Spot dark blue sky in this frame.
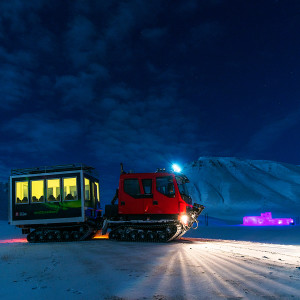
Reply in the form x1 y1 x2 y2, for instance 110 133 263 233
0 0 300 199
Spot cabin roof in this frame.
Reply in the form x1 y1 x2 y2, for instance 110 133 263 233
11 164 95 176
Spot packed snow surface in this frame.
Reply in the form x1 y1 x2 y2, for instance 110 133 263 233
1 221 300 299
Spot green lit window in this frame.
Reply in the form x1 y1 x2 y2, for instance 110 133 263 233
85 178 90 200
31 180 45 203
47 179 61 202
63 177 77 201
15 181 29 204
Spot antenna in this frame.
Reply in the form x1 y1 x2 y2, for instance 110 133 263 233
120 163 126 174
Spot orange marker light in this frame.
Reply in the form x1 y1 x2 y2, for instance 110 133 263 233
93 230 109 239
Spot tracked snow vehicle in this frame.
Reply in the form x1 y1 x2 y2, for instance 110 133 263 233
8 164 204 243
102 164 205 242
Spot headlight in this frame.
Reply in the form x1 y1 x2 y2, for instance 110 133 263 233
180 214 189 225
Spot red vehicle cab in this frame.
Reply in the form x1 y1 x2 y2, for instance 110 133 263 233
104 166 204 242
118 171 193 217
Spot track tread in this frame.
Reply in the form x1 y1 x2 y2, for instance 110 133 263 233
108 222 186 243
26 224 97 243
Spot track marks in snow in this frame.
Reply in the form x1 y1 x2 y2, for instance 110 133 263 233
118 241 300 299
193 246 297 298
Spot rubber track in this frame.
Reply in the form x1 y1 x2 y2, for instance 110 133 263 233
27 224 96 243
109 222 186 243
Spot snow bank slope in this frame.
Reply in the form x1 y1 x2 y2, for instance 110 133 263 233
184 157 300 219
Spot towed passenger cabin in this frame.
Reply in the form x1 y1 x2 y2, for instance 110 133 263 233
9 164 101 241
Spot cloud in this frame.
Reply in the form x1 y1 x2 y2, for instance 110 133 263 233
108 83 135 100
54 65 109 110
141 27 167 40
0 160 10 182
0 2 54 109
175 0 199 13
244 109 300 155
175 0 223 14
0 0 46 33
2 112 83 155
190 21 223 46
0 0 219 175
99 98 119 110
55 73 95 108
65 15 98 68
87 85 215 171
105 1 142 41
0 62 33 109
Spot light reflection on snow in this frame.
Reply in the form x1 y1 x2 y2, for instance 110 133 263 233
0 238 27 244
0 231 108 244
116 239 300 299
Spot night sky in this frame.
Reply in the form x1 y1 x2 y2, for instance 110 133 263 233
1 1 300 200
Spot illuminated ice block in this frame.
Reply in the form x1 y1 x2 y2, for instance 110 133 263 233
243 212 294 226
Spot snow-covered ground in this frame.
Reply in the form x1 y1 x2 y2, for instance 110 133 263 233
1 221 300 299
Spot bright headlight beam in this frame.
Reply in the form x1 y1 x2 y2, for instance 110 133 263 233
180 214 189 225
172 164 182 173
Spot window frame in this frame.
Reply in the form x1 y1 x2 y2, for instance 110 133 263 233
123 178 142 198
155 176 176 198
84 177 91 201
46 178 61 202
30 179 45 203
142 179 153 195
63 177 78 201
15 180 29 205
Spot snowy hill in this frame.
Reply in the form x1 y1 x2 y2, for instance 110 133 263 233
184 157 300 221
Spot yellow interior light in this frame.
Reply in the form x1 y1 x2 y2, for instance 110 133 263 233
31 180 44 202
95 182 100 202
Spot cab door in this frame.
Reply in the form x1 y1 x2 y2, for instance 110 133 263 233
118 178 144 214
152 175 179 214
142 179 155 214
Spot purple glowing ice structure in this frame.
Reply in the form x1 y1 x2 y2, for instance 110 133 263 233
243 212 294 226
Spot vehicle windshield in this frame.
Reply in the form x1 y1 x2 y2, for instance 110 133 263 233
175 176 192 204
